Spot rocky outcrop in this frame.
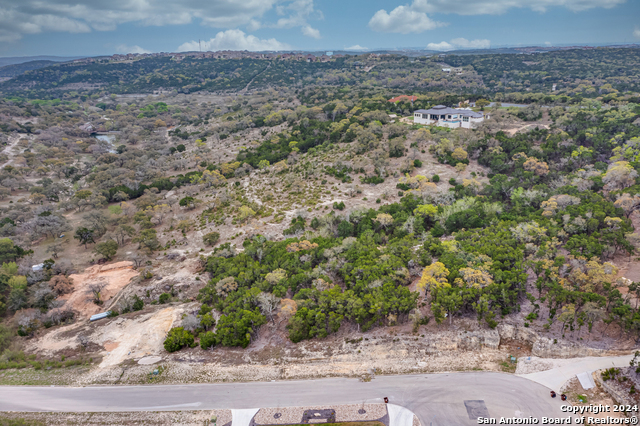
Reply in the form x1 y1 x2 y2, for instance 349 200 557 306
594 369 639 421
497 323 615 358
531 337 609 358
497 323 538 344
421 329 500 354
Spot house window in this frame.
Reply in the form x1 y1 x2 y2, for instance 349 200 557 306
431 114 438 120
462 116 469 122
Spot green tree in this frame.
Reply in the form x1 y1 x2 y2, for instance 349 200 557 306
203 232 220 246
94 240 118 261
7 275 28 312
0 238 19 264
200 331 216 349
475 99 490 110
163 327 195 352
74 227 95 249
200 312 216 330
74 189 92 200
215 309 265 348
133 229 160 253
179 196 198 209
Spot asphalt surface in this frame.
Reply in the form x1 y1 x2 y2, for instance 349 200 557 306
0 372 571 426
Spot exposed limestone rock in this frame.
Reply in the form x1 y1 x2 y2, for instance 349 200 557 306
532 337 608 358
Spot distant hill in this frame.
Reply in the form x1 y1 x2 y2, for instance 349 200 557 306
0 56 85 68
0 60 60 78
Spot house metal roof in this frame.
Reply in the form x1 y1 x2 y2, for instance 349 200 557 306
415 105 483 118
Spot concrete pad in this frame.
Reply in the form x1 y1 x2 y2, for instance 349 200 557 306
576 372 595 390
519 354 634 391
388 404 415 426
232 408 259 426
138 356 162 365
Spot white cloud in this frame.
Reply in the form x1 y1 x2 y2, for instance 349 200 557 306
634 27 640 38
426 41 454 51
367 0 625 35
302 25 321 39
272 0 322 38
247 19 262 32
345 45 368 51
412 0 626 15
178 29 291 52
450 38 491 49
0 0 322 43
115 44 150 54
0 8 91 42
368 4 445 34
427 38 491 51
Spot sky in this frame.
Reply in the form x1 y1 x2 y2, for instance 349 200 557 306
0 0 639 57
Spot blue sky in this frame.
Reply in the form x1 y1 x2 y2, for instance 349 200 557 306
1 0 639 57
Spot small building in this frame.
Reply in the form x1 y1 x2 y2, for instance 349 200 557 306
413 105 486 129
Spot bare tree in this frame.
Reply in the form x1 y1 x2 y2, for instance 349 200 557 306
181 314 200 332
257 292 281 323
130 253 146 269
77 335 89 349
49 275 74 296
87 280 108 305
46 242 64 259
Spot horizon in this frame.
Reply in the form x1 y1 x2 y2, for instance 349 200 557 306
2 41 640 61
0 0 639 57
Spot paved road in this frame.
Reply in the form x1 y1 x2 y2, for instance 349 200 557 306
0 372 570 426
519 353 635 391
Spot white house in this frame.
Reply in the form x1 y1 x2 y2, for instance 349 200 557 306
413 105 487 129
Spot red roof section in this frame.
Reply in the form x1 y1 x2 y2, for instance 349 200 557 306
388 95 418 103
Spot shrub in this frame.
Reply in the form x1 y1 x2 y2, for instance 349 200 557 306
333 201 345 211
361 176 384 185
283 217 305 235
94 240 118 260
163 327 195 352
200 312 216 330
199 304 213 315
132 295 144 311
485 311 498 329
200 331 216 349
158 293 171 304
601 367 620 381
202 232 220 247
0 324 14 354
414 159 423 168
432 174 440 183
